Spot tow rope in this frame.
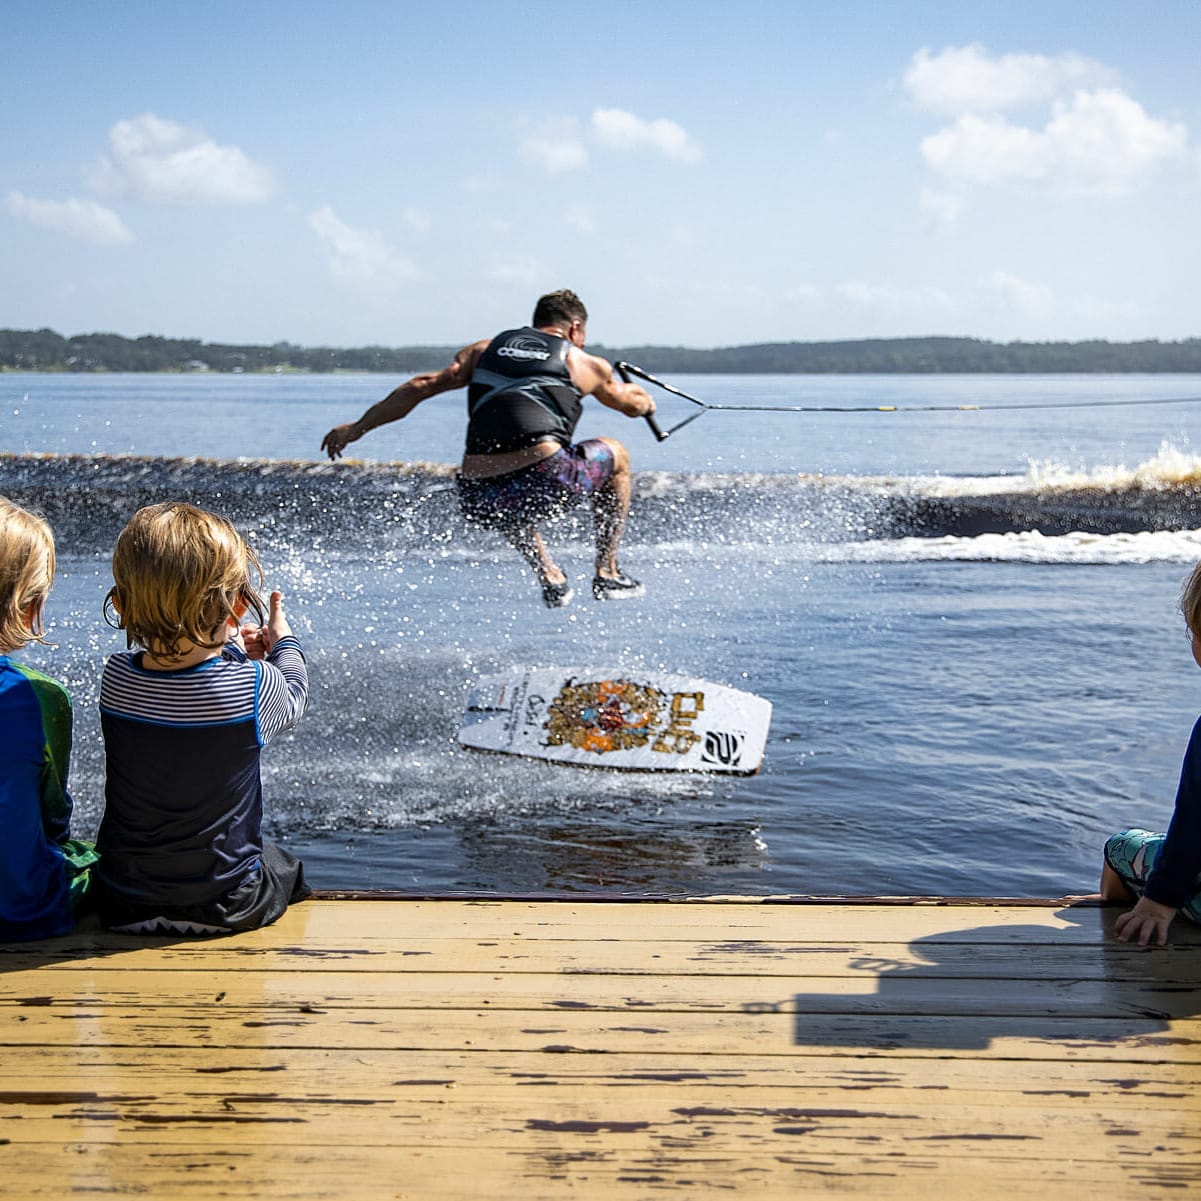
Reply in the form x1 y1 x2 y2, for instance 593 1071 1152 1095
615 360 1201 443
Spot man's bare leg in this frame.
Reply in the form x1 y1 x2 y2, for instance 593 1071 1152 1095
591 436 632 579
502 523 573 606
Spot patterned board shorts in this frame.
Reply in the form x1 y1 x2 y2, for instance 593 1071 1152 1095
456 440 616 531
1104 828 1201 923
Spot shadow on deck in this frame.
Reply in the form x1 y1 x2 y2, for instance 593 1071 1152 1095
1 894 1198 1198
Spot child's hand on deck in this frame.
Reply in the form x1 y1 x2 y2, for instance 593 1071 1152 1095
1113 896 1178 947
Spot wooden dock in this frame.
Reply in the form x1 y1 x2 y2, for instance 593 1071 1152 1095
2 894 1200 1198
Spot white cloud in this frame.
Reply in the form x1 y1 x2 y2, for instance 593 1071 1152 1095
309 206 419 290
591 108 703 163
783 284 821 303
89 113 278 205
836 281 955 313
667 223 702 248
401 207 432 233
460 173 505 193
565 204 596 234
486 256 544 287
979 270 1053 316
904 44 1115 114
906 45 1188 198
519 120 588 174
918 186 962 230
516 109 703 174
1068 294 1140 324
5 191 133 245
921 88 1187 194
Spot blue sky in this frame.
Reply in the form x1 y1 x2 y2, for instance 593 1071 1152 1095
3 1 1198 349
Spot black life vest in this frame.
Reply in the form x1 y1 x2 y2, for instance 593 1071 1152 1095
465 328 583 455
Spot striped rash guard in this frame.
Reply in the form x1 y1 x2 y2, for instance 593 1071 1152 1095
96 637 308 925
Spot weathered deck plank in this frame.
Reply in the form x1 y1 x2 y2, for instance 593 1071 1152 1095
11 1144 1198 1200
5 967 1200 1017
6 1044 1200 1094
2 896 1199 1198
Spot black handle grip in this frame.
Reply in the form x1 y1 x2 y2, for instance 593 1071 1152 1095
643 411 668 442
616 361 669 441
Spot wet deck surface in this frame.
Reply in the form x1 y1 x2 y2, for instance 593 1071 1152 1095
2 895 1200 1198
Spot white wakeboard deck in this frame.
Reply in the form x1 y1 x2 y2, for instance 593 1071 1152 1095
460 668 771 775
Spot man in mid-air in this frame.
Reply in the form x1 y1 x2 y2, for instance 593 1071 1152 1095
321 290 655 608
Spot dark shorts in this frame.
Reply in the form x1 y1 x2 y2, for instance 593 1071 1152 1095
99 840 311 936
456 440 616 531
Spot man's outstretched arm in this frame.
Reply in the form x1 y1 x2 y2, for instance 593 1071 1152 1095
321 340 487 459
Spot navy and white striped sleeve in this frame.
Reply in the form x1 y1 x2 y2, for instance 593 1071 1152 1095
256 636 309 744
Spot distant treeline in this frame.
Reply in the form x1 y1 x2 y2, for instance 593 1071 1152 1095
4 327 1201 374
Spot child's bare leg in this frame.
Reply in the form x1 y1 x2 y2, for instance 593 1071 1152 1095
1065 861 1136 904
1099 861 1134 901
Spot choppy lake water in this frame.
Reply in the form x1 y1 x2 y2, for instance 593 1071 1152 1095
6 370 1201 897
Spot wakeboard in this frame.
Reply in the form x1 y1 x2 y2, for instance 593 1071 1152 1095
459 667 771 775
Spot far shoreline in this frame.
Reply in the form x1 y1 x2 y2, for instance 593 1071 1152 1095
4 329 1201 375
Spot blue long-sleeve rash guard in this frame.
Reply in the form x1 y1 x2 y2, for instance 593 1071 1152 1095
1145 716 1201 909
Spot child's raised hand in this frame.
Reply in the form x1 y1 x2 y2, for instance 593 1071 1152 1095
239 623 266 659
240 592 291 660
264 591 292 648
227 622 250 656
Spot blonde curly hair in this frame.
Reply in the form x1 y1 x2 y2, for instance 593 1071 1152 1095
1182 560 1201 643
105 502 264 661
0 496 56 653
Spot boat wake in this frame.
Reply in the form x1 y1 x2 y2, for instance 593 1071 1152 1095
3 446 1200 566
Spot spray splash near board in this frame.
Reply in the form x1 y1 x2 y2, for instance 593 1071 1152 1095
460 668 771 775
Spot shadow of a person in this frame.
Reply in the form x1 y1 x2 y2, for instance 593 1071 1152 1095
789 901 1201 1052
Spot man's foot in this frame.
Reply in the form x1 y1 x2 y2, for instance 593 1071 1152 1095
542 579 574 608
592 571 644 601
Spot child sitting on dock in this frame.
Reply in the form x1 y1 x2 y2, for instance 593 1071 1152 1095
0 497 98 940
95 502 311 935
1097 559 1201 946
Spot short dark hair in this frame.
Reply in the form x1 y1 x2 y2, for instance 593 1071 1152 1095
532 289 588 329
